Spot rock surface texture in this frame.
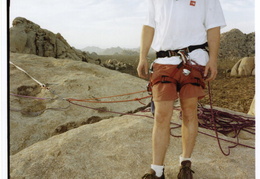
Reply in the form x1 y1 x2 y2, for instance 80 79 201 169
10 53 150 155
219 29 255 58
10 110 255 179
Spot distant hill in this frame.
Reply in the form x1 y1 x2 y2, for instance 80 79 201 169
82 46 104 54
219 29 255 59
82 46 140 56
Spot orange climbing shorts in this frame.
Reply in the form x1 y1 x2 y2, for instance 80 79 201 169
150 63 206 102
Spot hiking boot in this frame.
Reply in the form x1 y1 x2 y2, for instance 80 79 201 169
142 169 165 179
177 161 194 179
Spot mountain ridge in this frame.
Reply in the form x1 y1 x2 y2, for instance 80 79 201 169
82 46 140 55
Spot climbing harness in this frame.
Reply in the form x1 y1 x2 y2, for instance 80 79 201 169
155 42 208 59
150 42 208 90
148 43 208 114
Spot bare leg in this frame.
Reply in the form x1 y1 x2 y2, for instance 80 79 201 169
180 97 199 158
152 101 174 165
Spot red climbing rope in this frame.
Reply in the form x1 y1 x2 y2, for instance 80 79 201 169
67 90 148 101
67 100 153 119
10 61 255 155
67 94 151 105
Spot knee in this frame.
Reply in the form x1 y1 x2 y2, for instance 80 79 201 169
153 101 173 127
182 107 196 118
154 110 172 127
181 106 198 123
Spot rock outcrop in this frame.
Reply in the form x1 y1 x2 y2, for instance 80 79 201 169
10 53 150 155
10 17 91 62
10 109 255 179
230 57 255 76
103 59 133 71
219 29 255 59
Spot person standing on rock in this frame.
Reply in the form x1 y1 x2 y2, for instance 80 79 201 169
137 0 226 178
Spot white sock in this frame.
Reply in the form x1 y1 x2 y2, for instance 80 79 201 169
151 164 164 177
179 155 192 164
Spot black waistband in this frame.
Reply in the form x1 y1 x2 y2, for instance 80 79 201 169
156 42 208 58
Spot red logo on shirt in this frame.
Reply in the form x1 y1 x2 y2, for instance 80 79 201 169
190 1 196 6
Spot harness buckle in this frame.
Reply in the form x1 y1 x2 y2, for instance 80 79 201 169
183 69 191 76
149 62 154 74
146 83 152 95
177 50 189 64
168 50 175 57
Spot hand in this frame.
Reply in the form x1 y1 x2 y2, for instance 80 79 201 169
137 59 149 79
204 59 218 82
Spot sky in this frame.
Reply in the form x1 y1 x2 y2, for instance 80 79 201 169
9 0 255 49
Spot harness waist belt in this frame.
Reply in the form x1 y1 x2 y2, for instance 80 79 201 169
156 42 208 58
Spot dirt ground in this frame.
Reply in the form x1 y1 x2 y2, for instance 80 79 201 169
200 74 255 113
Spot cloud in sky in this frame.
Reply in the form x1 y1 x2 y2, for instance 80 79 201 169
10 0 254 49
220 0 254 12
219 0 255 33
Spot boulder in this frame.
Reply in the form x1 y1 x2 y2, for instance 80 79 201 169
230 57 255 76
9 17 91 62
103 59 133 71
248 95 255 116
10 53 150 155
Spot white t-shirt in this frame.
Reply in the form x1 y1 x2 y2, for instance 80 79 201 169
144 0 226 65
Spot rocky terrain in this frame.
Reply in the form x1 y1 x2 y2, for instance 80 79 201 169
219 29 255 58
9 17 255 179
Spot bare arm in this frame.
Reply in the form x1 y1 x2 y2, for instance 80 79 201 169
204 27 221 81
137 25 155 79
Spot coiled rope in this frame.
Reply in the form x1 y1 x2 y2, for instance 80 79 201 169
198 82 255 155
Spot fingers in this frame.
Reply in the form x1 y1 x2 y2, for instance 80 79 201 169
137 60 149 79
204 60 218 82
137 65 148 79
145 65 149 77
205 68 217 82
137 68 145 78
204 65 209 79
